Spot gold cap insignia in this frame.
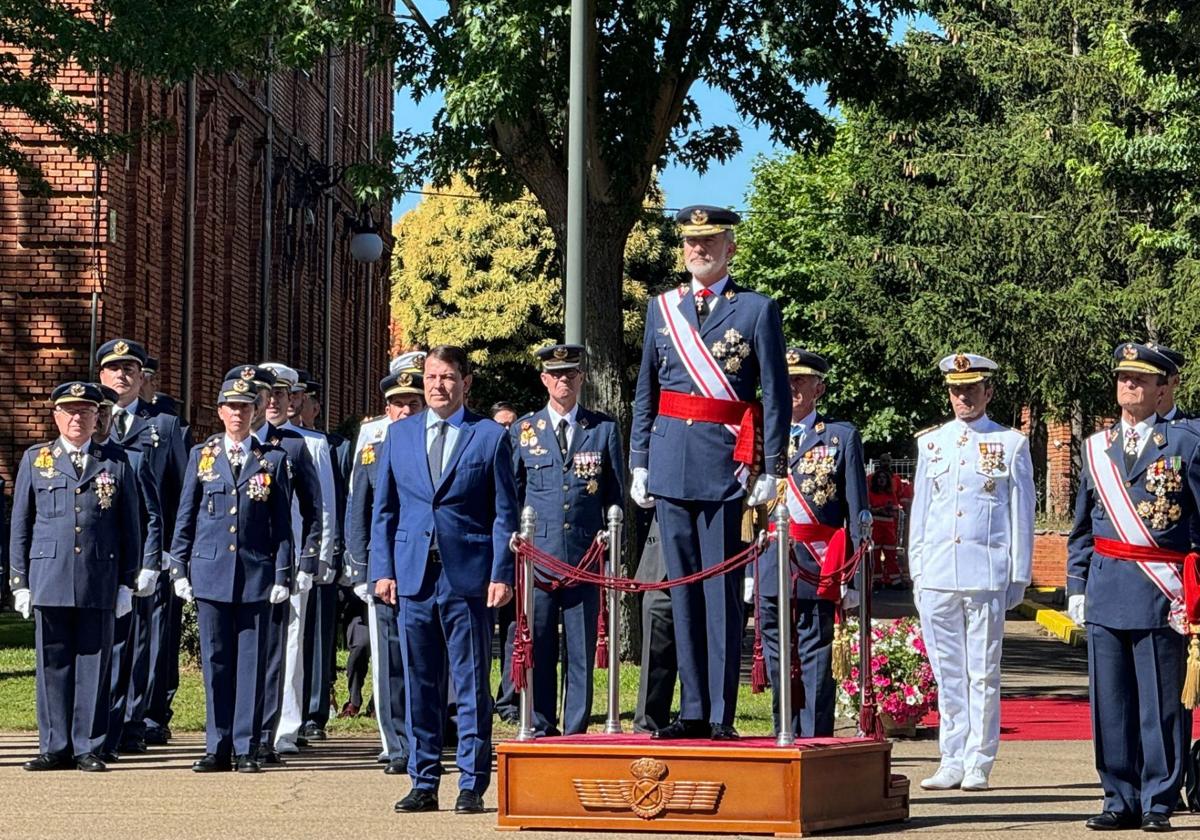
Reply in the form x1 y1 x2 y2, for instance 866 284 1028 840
240 366 256 380
233 380 249 393
786 350 800 365
690 208 708 225
398 373 413 387
553 348 569 360
69 383 85 397
953 353 970 372
113 340 129 356
1122 344 1139 360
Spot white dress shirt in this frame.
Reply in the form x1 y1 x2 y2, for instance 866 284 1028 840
425 405 466 476
545 402 580 452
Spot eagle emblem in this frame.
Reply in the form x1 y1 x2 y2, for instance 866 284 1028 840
113 340 130 356
239 366 256 380
690 208 708 225
786 349 800 365
233 379 250 393
553 347 569 360
398 373 413 387
69 383 86 397
572 757 723 820
1122 343 1139 360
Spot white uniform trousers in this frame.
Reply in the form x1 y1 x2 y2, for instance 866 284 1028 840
274 588 311 749
916 587 1005 775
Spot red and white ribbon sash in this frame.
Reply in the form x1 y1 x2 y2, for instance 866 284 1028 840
786 473 829 562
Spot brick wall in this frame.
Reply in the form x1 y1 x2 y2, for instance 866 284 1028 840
0 30 393 486
1031 531 1068 587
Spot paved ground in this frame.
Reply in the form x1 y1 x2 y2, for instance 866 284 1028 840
2 611 1188 839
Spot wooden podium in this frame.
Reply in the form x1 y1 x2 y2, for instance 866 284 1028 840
496 733 910 836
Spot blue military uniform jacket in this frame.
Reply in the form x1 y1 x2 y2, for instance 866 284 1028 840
111 400 190 553
1068 419 1200 629
369 409 519 597
9 439 142 609
760 417 868 600
630 278 791 501
344 423 386 586
511 406 625 577
258 421 322 573
169 435 294 603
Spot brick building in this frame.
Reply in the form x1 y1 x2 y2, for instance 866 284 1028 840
0 39 393 489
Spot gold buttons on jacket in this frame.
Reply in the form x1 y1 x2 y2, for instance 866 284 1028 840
228 544 236 552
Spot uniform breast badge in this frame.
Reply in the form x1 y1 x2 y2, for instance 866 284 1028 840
34 446 55 478
796 446 838 505
926 440 943 465
246 473 272 502
148 425 161 448
573 451 602 480
586 479 599 495
360 443 376 465
1138 456 1183 530
536 418 547 431
197 442 220 482
95 471 116 510
710 328 751 374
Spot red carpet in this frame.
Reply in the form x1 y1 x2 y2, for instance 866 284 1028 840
921 696 1200 741
538 733 871 750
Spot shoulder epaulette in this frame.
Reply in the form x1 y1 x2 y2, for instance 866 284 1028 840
914 424 940 438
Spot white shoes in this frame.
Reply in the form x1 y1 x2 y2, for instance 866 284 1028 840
920 766 964 790
961 769 990 791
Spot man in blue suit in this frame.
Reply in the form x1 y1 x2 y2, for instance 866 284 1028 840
9 381 141 772
371 345 518 815
170 378 294 773
511 343 625 736
630 205 790 739
1068 342 1200 832
758 349 867 738
97 337 191 749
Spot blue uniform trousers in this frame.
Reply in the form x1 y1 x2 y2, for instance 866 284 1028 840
654 496 744 727
303 583 338 728
196 599 270 757
1088 623 1188 816
759 597 835 737
398 563 491 794
101 596 153 753
122 594 154 741
258 600 289 744
531 584 598 736
34 606 113 757
368 597 408 761
143 570 181 736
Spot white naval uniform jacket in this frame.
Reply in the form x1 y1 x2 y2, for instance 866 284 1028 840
907 415 1035 592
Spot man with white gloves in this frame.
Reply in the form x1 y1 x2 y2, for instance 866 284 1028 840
169 377 294 773
629 205 790 740
908 353 1034 793
9 381 142 773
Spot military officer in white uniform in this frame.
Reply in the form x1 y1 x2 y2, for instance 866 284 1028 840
908 353 1034 792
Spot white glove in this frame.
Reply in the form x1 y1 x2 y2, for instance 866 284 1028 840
295 571 314 593
743 576 755 604
135 568 158 597
1005 582 1026 610
353 582 370 603
1067 594 1086 626
269 584 290 604
745 474 778 507
841 587 860 611
630 467 655 509
13 589 31 620
115 586 134 619
173 577 194 603
320 565 337 585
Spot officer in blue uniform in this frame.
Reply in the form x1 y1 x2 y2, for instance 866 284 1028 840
97 337 191 748
1068 342 1199 831
1149 345 1190 422
170 378 294 773
139 355 180 418
371 345 519 815
511 344 625 736
9 382 141 772
758 349 867 738
630 205 790 739
92 384 164 763
346 369 426 772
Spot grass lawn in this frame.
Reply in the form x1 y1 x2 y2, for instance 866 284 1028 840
0 612 778 736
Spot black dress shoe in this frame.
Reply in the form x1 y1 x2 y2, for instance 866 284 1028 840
384 760 407 775
143 728 171 746
650 718 709 740
395 789 439 813
710 723 739 741
118 739 147 754
235 754 261 773
192 753 232 773
1086 811 1139 830
98 751 119 763
1141 813 1171 832
23 753 72 771
256 748 286 766
75 753 107 772
301 723 327 741
454 790 485 814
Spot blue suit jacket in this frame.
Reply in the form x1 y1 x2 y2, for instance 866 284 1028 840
259 422 322 572
511 406 625 577
630 278 791 501
1068 419 1200 629
759 417 868 599
369 408 519 597
169 436 294 603
9 439 142 609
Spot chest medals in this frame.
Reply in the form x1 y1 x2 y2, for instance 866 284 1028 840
796 445 838 506
1138 456 1183 530
977 441 1006 493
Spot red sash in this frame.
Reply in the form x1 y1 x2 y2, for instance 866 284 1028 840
657 390 761 466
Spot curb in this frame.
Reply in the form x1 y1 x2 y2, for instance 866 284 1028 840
1014 599 1085 647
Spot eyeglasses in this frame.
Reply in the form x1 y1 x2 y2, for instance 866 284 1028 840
55 405 97 417
546 369 581 380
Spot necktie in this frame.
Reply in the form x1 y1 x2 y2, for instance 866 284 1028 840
1124 428 1140 472
428 421 447 484
695 288 713 325
69 451 84 477
114 408 128 438
556 418 570 459
229 446 244 479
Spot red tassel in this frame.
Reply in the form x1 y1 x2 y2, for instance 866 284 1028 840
595 590 609 669
750 639 768 693
511 618 532 693
859 700 884 741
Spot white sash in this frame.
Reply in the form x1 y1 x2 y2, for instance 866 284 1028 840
1084 431 1185 631
656 287 749 485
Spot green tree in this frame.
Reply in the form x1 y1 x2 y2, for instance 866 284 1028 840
389 174 677 413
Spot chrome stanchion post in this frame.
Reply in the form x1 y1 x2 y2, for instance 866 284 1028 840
604 505 624 734
857 510 874 732
516 506 537 741
774 502 794 747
